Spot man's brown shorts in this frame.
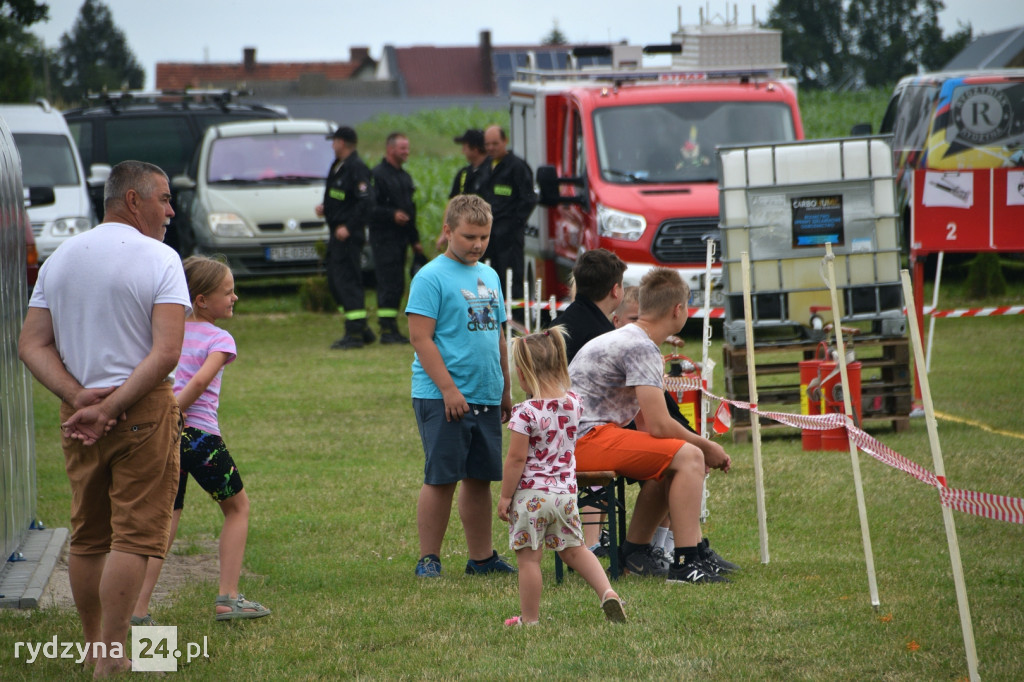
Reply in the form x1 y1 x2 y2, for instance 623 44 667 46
61 381 181 558
575 423 682 480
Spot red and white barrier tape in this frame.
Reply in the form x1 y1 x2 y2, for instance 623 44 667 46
663 375 1023 525
510 300 726 318
514 302 1022 319
925 305 1024 318
939 486 1024 525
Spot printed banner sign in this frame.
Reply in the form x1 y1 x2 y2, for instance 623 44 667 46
922 172 974 208
792 195 844 247
1007 170 1024 206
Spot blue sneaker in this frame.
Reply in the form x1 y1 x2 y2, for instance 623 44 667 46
465 550 517 575
415 554 442 578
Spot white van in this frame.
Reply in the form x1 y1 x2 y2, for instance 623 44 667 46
0 100 94 260
172 119 336 277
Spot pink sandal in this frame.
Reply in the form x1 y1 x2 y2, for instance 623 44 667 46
504 615 539 627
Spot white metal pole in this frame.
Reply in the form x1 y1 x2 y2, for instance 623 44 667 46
925 251 945 373
901 269 980 682
740 251 769 563
699 239 716 521
824 243 880 608
700 239 716 438
504 267 512 344
534 277 542 331
516 269 530 333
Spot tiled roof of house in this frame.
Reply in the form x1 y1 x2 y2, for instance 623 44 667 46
156 61 363 90
393 46 491 96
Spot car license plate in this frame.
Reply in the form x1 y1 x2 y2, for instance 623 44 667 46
265 245 318 262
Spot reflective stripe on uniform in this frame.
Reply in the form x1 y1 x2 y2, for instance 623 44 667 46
378 308 399 319
492 184 512 197
344 309 368 320
329 188 347 201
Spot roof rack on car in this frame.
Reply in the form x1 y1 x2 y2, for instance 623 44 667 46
85 89 254 113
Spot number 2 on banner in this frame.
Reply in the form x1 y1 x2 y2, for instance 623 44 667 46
946 222 957 240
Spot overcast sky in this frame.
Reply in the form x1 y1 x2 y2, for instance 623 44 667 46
34 0 1014 89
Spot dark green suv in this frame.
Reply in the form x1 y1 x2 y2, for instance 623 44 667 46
64 90 287 253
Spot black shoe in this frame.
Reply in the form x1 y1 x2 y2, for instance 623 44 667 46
650 545 671 566
465 550 517 575
330 335 364 350
666 558 730 584
379 331 409 345
588 528 610 558
622 545 669 577
362 327 377 344
700 538 740 574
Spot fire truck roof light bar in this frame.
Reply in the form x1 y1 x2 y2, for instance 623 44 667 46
515 65 788 84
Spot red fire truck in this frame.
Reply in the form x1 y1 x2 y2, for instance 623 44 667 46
510 49 804 307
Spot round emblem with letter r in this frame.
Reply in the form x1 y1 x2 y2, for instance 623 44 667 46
952 86 1012 145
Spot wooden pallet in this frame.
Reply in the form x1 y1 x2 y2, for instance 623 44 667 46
722 335 912 444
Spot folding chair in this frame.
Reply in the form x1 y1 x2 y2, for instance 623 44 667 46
554 471 627 582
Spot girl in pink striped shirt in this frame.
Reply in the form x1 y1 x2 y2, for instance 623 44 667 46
133 256 270 623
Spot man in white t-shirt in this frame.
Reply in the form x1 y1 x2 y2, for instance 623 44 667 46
569 268 736 584
19 160 190 677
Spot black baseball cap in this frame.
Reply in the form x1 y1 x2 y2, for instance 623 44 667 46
454 129 484 148
327 126 358 143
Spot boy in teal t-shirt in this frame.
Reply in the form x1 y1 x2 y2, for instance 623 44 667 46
406 194 515 578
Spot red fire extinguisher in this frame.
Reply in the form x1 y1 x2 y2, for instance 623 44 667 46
799 342 830 451
665 354 702 434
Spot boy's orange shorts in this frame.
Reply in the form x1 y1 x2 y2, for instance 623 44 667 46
574 423 683 480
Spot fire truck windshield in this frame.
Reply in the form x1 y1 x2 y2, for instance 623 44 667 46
593 100 796 184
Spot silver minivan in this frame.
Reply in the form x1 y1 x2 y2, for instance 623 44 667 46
172 119 336 277
0 100 94 260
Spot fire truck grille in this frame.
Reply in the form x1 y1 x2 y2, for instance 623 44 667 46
651 218 721 264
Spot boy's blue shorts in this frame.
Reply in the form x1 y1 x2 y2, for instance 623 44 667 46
413 398 503 485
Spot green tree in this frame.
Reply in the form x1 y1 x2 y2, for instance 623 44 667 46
769 0 974 90
55 0 143 104
0 0 49 102
847 0 947 86
766 0 849 90
542 20 568 46
920 20 972 71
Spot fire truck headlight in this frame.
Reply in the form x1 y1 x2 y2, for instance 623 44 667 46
596 204 646 241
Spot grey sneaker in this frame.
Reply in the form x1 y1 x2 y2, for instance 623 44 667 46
666 558 730 584
623 546 669 577
130 613 157 626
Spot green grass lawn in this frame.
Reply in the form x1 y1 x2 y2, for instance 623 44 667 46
2 294 1022 680
3 97 1022 679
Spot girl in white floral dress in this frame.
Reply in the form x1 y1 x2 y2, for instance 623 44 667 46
497 327 626 626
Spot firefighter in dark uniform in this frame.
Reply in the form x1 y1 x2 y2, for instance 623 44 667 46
481 125 537 309
449 128 488 199
369 132 423 344
317 126 375 350
436 129 490 252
